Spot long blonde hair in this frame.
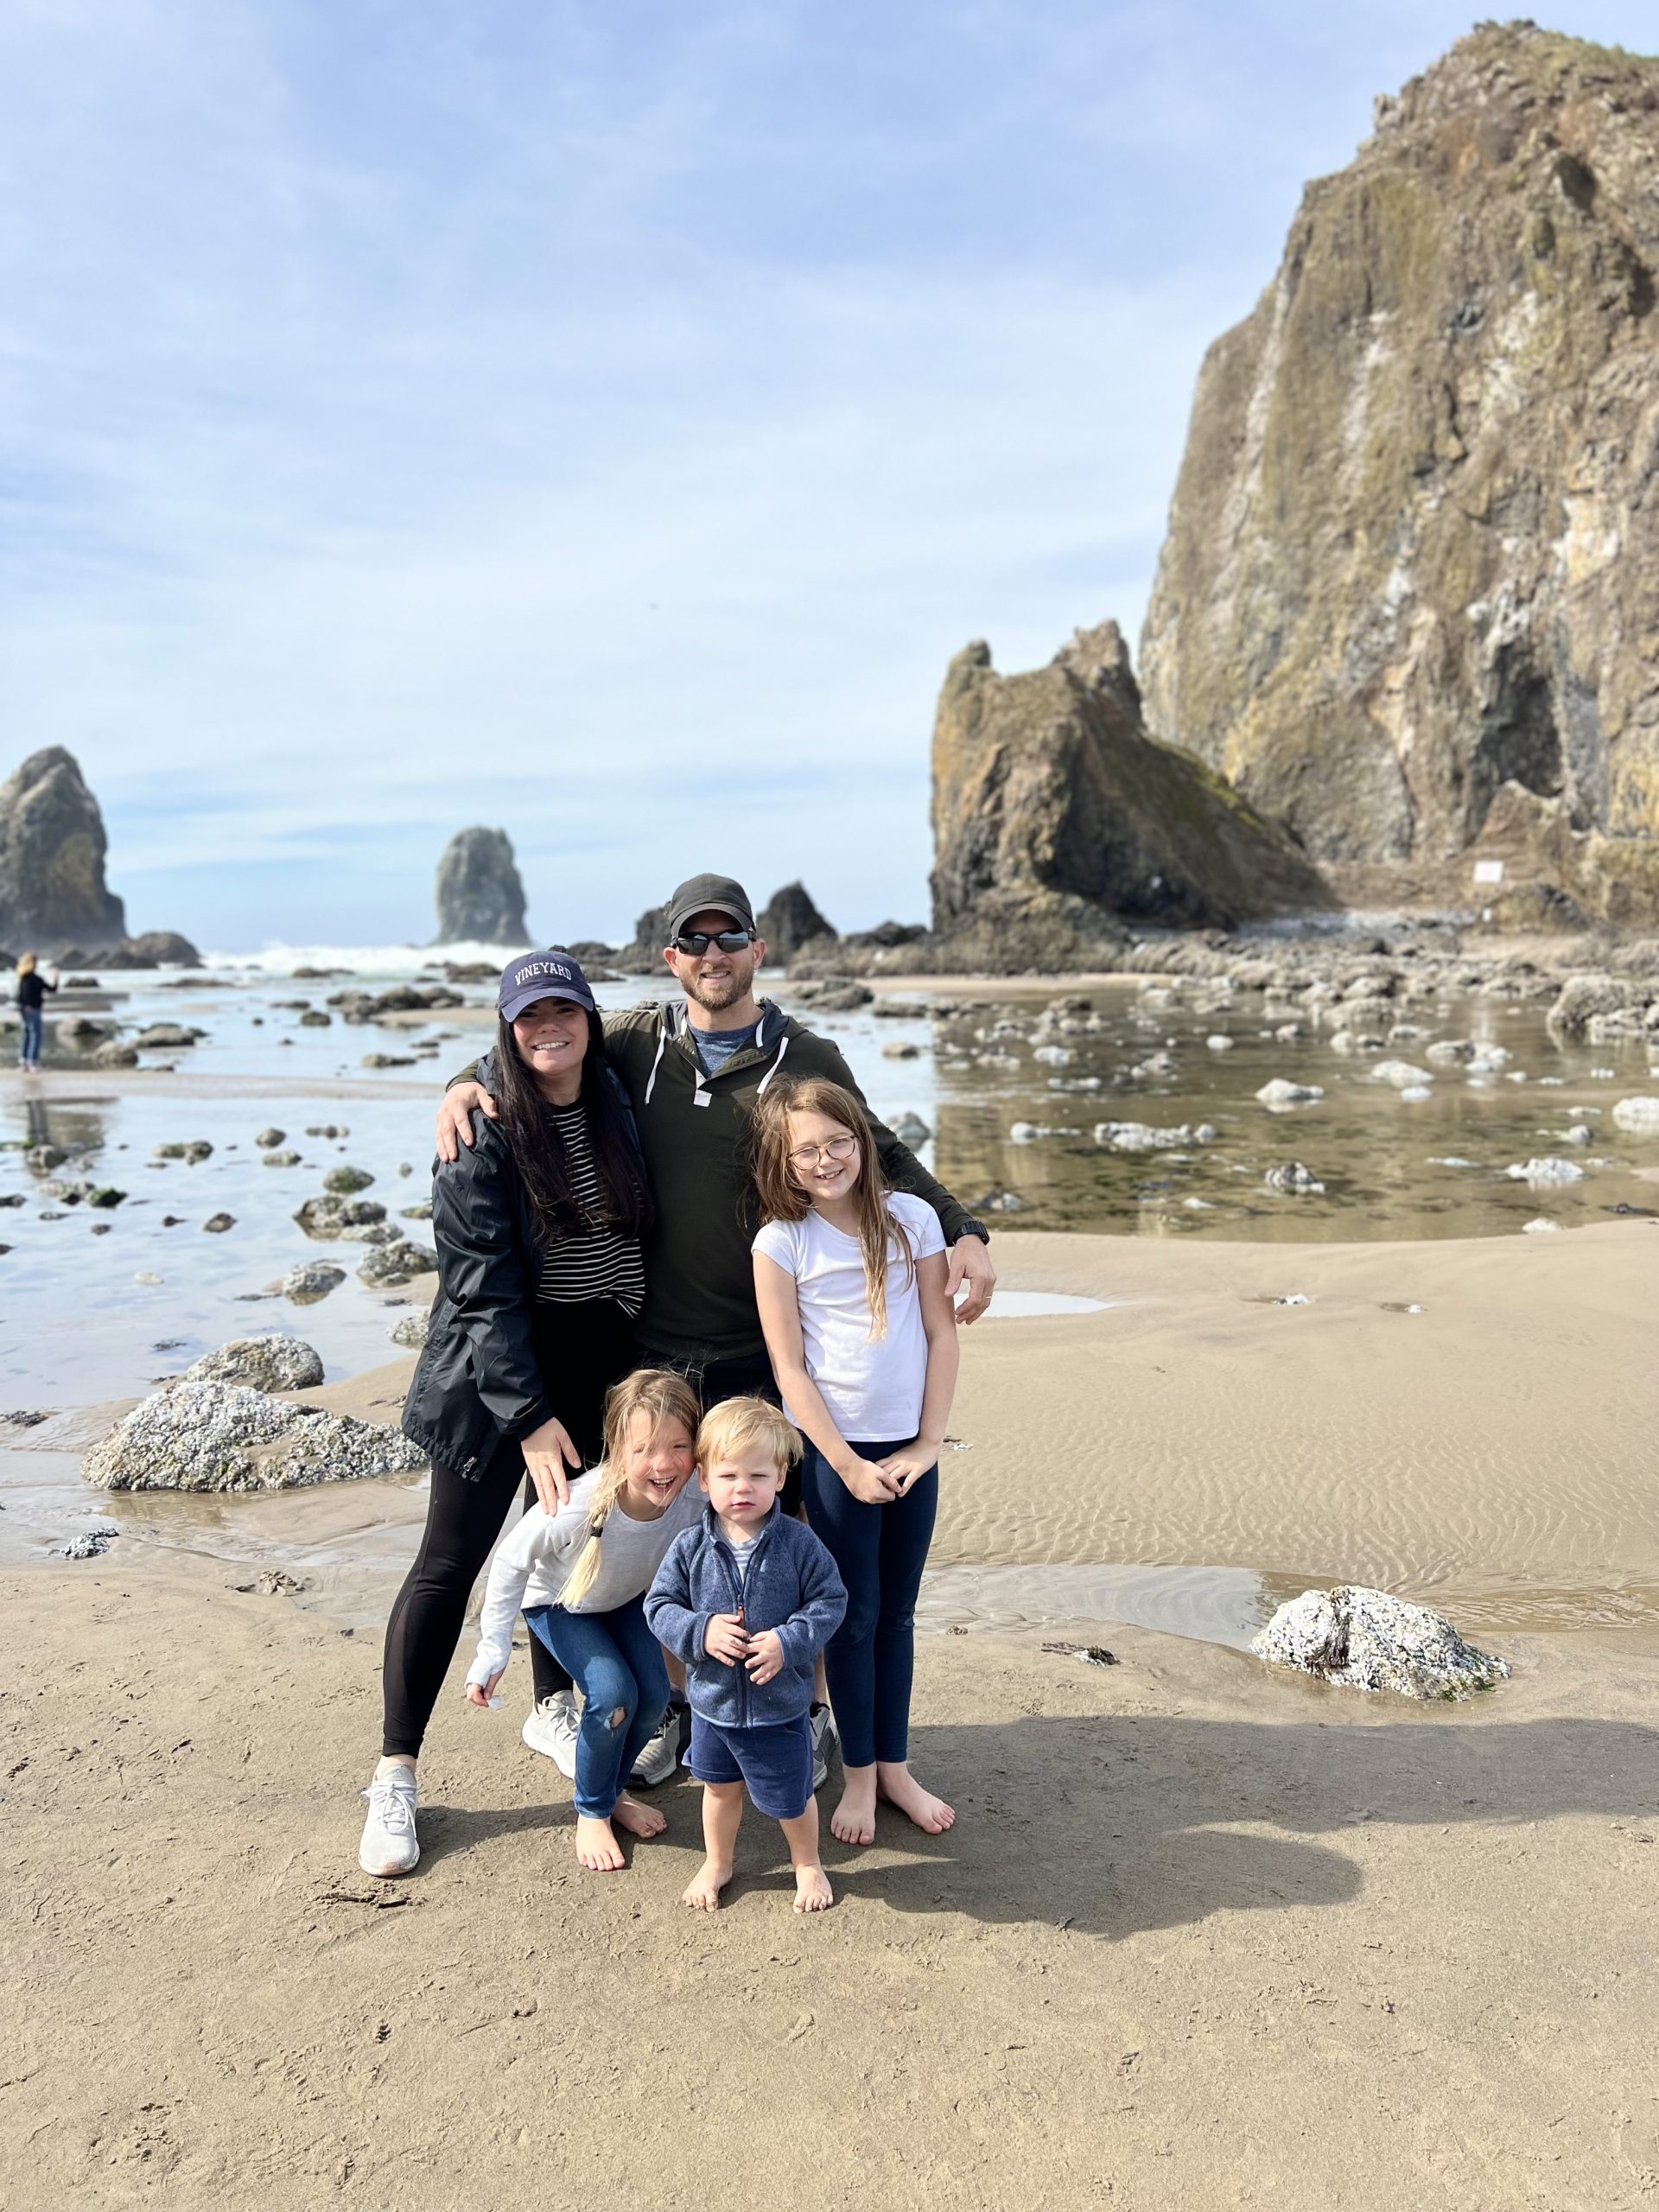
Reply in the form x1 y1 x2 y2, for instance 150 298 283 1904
749 1075 913 1339
557 1368 700 1609
16 953 35 976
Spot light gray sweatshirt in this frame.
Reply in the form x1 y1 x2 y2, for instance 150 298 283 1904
466 1470 702 1689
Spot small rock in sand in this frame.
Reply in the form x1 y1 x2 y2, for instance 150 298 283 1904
59 1528 119 1560
1522 1217 1562 1234
1611 1096 1659 1135
389 1312 430 1349
1371 1060 1433 1090
261 1150 302 1167
323 1166 375 1194
283 1262 346 1304
254 1128 287 1149
1506 1158 1583 1185
1253 1586 1509 1700
888 1111 932 1147
202 1212 236 1233
234 1568 305 1596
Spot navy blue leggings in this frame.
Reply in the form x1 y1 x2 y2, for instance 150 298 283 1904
799 1439 938 1768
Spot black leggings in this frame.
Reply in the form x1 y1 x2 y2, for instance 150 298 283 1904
381 1298 636 1758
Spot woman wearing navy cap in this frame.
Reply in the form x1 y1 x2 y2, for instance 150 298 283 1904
359 950 653 1876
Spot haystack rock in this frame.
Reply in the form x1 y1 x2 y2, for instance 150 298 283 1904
758 881 836 963
0 748 126 950
928 622 1332 968
434 827 529 945
1140 23 1659 924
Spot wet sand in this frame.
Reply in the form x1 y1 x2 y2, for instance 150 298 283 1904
3 1551 1656 2210
6 1211 1658 2206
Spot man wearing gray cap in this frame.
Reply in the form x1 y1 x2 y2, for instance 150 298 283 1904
435 872 995 1783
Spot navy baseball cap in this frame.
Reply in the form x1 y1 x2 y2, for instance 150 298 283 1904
498 949 597 1022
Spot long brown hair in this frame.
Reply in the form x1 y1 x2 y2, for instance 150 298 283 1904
749 1075 914 1339
557 1368 701 1608
491 1010 652 1247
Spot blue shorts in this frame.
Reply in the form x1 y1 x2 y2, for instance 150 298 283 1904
689 1711 814 1821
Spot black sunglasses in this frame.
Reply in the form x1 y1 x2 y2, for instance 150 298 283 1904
672 930 754 955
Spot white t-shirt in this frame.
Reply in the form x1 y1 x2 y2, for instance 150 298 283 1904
753 1192 944 1442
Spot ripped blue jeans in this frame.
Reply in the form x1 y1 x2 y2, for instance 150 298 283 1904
523 1592 668 1818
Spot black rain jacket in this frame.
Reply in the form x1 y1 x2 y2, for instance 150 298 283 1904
400 1053 645 1479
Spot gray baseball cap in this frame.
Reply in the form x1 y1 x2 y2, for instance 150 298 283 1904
664 874 756 940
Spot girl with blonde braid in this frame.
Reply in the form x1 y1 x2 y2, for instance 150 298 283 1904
466 1370 701 1872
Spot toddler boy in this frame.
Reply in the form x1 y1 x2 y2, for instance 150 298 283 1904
645 1396 847 1912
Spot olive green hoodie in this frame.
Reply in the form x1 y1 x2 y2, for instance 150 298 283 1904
454 997 984 1363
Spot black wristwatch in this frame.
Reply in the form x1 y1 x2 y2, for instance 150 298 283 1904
956 1220 990 1243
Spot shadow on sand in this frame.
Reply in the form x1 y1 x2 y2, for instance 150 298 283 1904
411 1712 1659 1935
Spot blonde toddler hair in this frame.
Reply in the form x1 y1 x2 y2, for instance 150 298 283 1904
696 1395 802 1478
557 1368 701 1609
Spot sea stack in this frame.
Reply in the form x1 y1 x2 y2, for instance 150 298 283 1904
757 882 836 964
0 748 127 951
926 620 1331 969
433 828 530 945
1139 22 1659 924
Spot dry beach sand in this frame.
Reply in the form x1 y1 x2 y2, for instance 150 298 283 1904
3 1220 1658 2208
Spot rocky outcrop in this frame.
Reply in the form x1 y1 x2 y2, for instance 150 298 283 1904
83 1380 426 1493
0 748 126 950
757 882 836 964
928 622 1332 965
614 905 670 973
1140 24 1659 922
434 828 530 945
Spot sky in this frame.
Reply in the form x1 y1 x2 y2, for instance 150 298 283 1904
2 2 1656 951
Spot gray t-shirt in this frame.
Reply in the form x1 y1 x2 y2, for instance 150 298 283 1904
692 1021 757 1075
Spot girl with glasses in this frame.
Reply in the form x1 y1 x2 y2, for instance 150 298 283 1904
749 1076 959 1847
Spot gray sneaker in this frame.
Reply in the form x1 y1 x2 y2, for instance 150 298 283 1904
809 1704 838 1792
629 1704 683 1789
522 1691 579 1779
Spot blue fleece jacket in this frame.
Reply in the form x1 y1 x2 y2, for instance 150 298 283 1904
645 1504 847 1730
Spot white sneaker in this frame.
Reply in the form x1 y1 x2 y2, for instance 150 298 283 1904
522 1691 579 1779
359 1769 419 1877
810 1704 838 1792
629 1704 683 1789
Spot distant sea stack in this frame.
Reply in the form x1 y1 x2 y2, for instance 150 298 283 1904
927 621 1331 968
434 828 530 945
0 747 127 951
757 881 836 964
1139 22 1659 924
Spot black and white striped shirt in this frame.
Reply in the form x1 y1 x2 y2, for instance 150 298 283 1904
537 1102 646 1317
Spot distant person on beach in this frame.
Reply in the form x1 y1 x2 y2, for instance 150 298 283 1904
645 1397 847 1913
463 1369 702 1875
359 950 652 1879
435 872 995 1787
15 953 58 1071
751 1075 959 1846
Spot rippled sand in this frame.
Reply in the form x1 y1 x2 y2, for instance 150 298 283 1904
943 1219 1659 1631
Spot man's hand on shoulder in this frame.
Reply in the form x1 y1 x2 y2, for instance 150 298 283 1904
435 1080 498 1164
946 1236 996 1325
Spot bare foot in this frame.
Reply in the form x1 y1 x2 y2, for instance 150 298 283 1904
793 1864 834 1913
831 1767 877 1847
610 1793 666 1840
575 1815 626 1872
682 1857 733 1911
877 1762 955 1834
